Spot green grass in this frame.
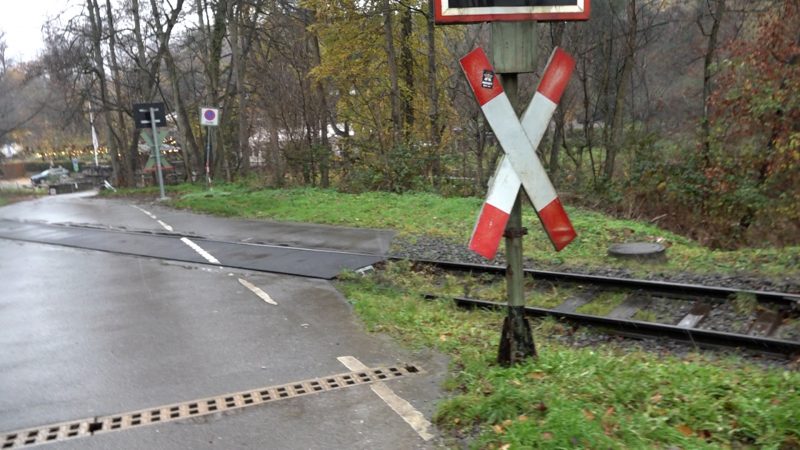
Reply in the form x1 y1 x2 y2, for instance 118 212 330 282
103 182 800 281
524 284 577 309
0 186 44 207
338 263 800 449
576 291 627 316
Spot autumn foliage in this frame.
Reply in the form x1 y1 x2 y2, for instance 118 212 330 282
706 0 800 245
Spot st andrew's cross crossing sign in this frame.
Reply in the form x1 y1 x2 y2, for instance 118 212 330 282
434 0 589 24
460 47 577 258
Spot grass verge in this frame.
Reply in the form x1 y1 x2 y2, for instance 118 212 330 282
102 183 800 281
0 186 44 207
338 262 800 449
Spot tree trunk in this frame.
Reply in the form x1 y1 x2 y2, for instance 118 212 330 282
427 0 441 187
103 0 133 185
699 0 725 166
228 0 250 177
196 0 228 180
86 0 123 184
164 48 201 178
400 6 414 139
603 0 637 181
383 0 401 144
548 22 566 182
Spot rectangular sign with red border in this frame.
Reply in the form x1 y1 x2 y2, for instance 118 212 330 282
434 0 589 24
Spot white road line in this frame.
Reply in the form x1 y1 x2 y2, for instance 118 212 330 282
131 205 157 219
133 205 218 266
180 237 221 265
156 220 174 232
337 356 434 441
238 278 278 305
132 205 175 232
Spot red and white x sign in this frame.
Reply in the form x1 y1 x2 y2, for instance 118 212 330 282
460 47 577 259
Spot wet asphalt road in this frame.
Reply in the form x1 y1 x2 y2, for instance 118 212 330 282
0 192 446 449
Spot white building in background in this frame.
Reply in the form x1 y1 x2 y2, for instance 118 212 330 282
247 124 354 167
1 143 21 158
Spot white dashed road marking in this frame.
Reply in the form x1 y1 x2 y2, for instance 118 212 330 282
238 278 278 305
337 356 434 441
132 205 221 265
131 205 157 219
156 220 173 232
180 237 221 265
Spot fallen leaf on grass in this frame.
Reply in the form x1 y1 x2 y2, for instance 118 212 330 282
493 424 505 434
582 409 596 421
676 424 694 437
602 407 617 436
542 432 554 441
650 393 663 404
527 371 546 380
518 415 529 422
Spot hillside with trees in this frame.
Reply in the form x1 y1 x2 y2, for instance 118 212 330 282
0 0 797 249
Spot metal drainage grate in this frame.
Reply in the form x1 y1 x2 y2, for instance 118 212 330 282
2 364 420 448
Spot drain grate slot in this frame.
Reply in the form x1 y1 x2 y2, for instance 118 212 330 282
1 364 421 448
1 421 92 449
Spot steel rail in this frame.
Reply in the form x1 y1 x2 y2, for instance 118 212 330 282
404 258 800 309
430 295 800 357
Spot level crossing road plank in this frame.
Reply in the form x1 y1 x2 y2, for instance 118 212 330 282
0 220 381 279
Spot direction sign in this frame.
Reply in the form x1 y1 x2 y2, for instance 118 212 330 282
435 0 590 24
200 107 220 126
461 47 576 256
133 102 167 129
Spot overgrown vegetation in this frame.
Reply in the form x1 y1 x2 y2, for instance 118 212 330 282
338 263 800 449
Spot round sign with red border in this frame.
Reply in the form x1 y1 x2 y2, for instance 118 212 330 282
200 107 220 126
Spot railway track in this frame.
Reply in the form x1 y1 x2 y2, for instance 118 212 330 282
400 258 800 359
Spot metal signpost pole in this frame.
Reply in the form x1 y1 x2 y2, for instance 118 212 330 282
438 0 587 366
149 107 167 201
492 24 538 364
200 107 219 189
205 126 212 189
